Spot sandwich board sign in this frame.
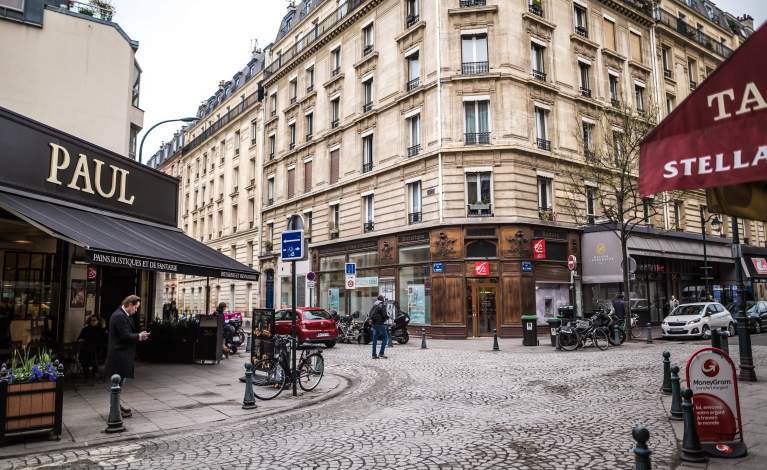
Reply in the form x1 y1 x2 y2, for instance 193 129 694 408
686 347 747 458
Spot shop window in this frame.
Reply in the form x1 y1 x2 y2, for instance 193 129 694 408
320 255 346 271
399 245 429 264
546 241 568 261
398 265 431 325
348 250 378 268
320 271 345 315
466 240 497 258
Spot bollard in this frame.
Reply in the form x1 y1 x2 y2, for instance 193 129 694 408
104 374 126 433
420 327 427 349
242 363 257 409
669 365 683 421
645 323 653 344
388 325 394 348
661 351 672 395
555 328 561 351
711 328 721 350
245 333 252 353
680 388 708 463
492 328 500 351
632 426 652 470
613 326 622 346
719 328 730 356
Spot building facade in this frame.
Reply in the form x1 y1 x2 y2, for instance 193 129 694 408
0 0 144 158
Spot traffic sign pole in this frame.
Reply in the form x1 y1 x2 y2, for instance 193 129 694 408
291 259 297 397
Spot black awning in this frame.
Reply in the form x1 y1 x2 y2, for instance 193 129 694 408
0 190 259 281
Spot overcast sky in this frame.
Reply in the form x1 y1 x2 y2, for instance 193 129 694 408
113 0 767 164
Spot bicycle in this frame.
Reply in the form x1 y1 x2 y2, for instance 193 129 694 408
250 334 325 400
557 316 610 351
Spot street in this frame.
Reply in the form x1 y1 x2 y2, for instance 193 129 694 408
6 338 765 470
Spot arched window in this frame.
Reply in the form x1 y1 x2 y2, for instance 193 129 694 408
466 240 497 258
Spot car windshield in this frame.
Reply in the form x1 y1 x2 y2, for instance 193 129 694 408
671 305 703 317
302 309 332 320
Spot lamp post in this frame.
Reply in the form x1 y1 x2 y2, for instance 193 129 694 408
699 207 722 300
730 216 757 382
137 117 198 164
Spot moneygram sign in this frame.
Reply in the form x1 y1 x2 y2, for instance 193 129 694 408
686 347 747 458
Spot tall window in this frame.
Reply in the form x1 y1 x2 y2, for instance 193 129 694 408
674 201 683 230
408 181 422 223
408 114 421 156
578 61 590 95
249 158 256 184
331 47 341 74
688 58 697 88
250 120 257 145
406 0 419 24
612 131 623 166
362 77 373 111
464 100 490 144
330 149 340 184
363 194 375 231
287 167 295 198
629 32 643 63
534 106 550 150
304 159 313 193
306 66 315 91
362 23 374 54
603 17 616 50
266 176 274 204
537 177 553 211
461 34 488 74
574 4 588 36
531 42 546 80
266 223 274 249
582 121 594 159
269 134 276 158
635 83 645 112
329 204 340 234
218 175 224 198
586 187 596 224
289 123 296 149
289 79 298 102
609 73 619 103
407 51 420 90
466 172 492 216
331 97 340 127
661 47 671 76
362 135 374 172
666 94 675 114
305 113 313 140
270 93 277 116
248 199 255 227
232 167 239 192
132 62 141 107
231 205 238 231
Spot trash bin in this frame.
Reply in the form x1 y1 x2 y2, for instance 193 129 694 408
558 305 575 322
521 315 539 346
546 317 562 347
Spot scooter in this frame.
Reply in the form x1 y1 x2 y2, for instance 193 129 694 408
337 312 363 344
223 318 244 355
390 312 410 344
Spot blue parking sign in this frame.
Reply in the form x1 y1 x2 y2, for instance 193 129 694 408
345 263 356 275
281 230 304 260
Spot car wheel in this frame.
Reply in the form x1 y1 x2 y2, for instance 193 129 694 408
728 323 736 337
324 341 336 348
702 325 711 339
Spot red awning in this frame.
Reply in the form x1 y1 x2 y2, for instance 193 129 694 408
639 24 767 197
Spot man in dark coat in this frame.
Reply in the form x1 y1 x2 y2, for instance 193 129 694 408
105 295 149 418
612 293 627 325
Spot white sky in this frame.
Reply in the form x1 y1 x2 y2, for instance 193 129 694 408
113 0 766 163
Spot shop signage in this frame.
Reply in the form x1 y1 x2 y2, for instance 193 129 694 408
328 288 340 311
85 251 259 281
567 255 577 271
281 230 304 261
751 257 767 275
533 239 546 260
686 347 747 458
345 262 356 289
474 261 490 276
408 284 426 324
432 262 444 273
87 266 97 280
356 277 379 288
0 107 178 226
521 261 533 272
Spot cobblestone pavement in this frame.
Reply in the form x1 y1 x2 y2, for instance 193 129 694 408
3 338 765 470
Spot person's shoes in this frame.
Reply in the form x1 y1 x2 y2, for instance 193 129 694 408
120 407 132 418
378 355 388 359
372 355 379 359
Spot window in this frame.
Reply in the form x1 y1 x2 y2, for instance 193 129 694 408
249 158 256 185
330 149 340 184
132 62 141 108
609 73 619 104
269 134 276 159
362 77 374 111
362 23 374 55
0 1 24 12
578 61 590 96
290 79 298 103
289 123 296 149
232 167 239 192
407 114 421 156
363 194 375 231
331 47 341 74
634 83 645 112
331 97 340 127
642 198 652 225
266 176 274 204
466 172 492 216
461 34 488 74
248 199 255 227
305 113 313 140
528 0 543 16
674 201 684 230
406 0 419 25
574 4 588 37
612 131 623 165
304 159 313 193
246 241 254 265
603 17 616 51
231 205 238 231
464 99 490 144
270 93 277 116
329 204 340 234
534 106 550 150
662 47 672 77
586 187 596 224
250 120 257 145
406 51 420 90
666 94 675 114
582 121 594 159
629 31 643 63
306 66 315 92
362 134 374 172
530 42 546 80
537 176 553 211
129 125 139 160
408 181 422 224
287 167 295 198
234 130 241 155
688 58 697 88
305 210 313 235
218 175 224 198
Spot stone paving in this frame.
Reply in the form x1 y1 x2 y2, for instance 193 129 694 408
1 336 765 470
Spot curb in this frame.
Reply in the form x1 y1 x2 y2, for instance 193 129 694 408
0 372 354 460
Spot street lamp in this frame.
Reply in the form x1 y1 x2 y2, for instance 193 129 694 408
138 117 198 164
730 216 757 382
699 207 722 299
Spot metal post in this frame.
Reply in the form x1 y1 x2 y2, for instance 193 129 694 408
731 217 757 382
711 328 721 350
291 259 297 396
205 277 210 315
645 323 653 344
242 363 257 409
661 351 671 395
492 328 500 351
104 374 126 433
700 206 711 298
420 327 427 349
669 365 683 421
719 328 730 356
680 389 707 463
632 426 652 470
613 325 621 346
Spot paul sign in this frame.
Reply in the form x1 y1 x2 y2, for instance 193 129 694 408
686 347 747 458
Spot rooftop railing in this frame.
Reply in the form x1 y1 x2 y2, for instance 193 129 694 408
654 8 733 58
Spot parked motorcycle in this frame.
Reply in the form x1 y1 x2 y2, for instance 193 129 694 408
337 312 363 344
390 312 410 344
357 301 411 345
223 314 244 355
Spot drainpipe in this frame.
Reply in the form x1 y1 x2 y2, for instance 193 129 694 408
436 0 444 223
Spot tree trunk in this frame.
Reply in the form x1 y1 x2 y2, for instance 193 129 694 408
621 234 633 340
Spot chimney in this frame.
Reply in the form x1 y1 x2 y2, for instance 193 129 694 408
287 1 296 13
251 38 261 58
218 80 226 89
738 14 754 30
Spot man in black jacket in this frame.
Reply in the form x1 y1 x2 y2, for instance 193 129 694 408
368 295 389 359
105 295 150 418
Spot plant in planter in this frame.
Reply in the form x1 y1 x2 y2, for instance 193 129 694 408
0 348 64 442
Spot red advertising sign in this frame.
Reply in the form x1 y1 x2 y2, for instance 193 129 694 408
686 348 747 458
474 261 490 276
87 266 97 280
640 24 767 197
752 257 767 275
533 239 546 260
567 255 577 271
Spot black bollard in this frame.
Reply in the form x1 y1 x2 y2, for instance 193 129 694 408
104 374 126 433
613 326 622 346
245 333 252 353
388 325 394 348
645 323 653 344
669 365 683 421
632 426 652 470
661 351 672 395
711 328 721 350
680 389 708 463
719 328 730 356
420 327 427 349
492 328 500 351
242 363 257 409
555 327 562 351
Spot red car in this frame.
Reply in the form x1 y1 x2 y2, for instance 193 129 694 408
274 307 337 347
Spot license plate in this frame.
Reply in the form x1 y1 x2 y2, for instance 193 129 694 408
232 336 240 342
317 332 329 337
669 329 684 334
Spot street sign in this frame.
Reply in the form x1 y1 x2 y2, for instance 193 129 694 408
356 277 379 288
281 230 304 260
686 347 747 458
306 271 316 288
345 262 356 290
432 262 444 273
521 261 533 272
345 263 356 275
567 255 577 271
533 239 546 260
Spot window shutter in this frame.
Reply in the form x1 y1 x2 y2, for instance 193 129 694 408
603 19 616 51
629 32 642 62
287 168 295 198
304 160 313 193
330 149 339 184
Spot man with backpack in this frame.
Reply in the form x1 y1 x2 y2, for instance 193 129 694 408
368 295 389 359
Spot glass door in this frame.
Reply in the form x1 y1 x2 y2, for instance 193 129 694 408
477 286 497 336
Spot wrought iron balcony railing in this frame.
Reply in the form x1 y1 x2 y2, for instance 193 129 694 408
407 144 421 157
532 69 547 81
465 132 491 145
575 26 588 38
467 203 493 217
363 221 375 233
462 61 489 75
406 77 420 92
362 162 373 173
580 87 592 98
536 138 551 151
460 0 486 7
408 212 422 224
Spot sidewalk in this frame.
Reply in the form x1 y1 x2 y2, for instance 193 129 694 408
0 352 349 458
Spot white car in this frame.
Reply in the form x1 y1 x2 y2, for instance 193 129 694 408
661 302 735 339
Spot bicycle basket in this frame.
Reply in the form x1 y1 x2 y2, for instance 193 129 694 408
575 319 591 329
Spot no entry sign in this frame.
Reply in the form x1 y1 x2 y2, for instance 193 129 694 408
686 347 747 458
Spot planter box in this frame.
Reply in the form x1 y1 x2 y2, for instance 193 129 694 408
0 379 63 441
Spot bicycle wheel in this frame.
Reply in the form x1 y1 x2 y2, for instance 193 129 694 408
251 358 287 400
558 329 581 351
298 353 324 392
593 328 609 351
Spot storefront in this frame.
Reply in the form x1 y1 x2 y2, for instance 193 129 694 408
0 107 258 357
581 228 735 324
311 225 579 338
741 246 767 301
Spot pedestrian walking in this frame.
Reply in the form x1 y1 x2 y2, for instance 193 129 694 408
670 295 680 312
105 295 150 418
368 295 389 359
